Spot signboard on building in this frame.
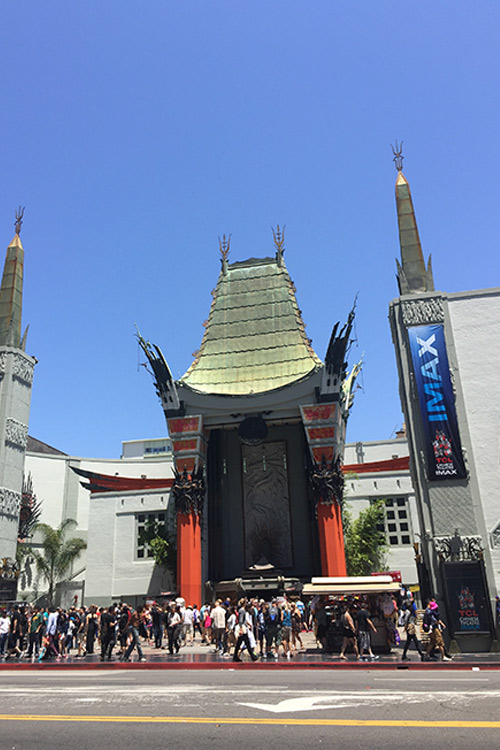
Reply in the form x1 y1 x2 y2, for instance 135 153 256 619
407 324 466 481
372 570 402 583
442 561 493 636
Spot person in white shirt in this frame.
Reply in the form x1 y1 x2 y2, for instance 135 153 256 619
211 600 227 654
0 610 10 656
182 605 194 646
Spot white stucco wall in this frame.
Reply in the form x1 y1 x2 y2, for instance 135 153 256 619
342 437 419 586
448 290 500 534
85 488 174 606
20 445 174 603
448 288 500 593
343 437 408 465
24 450 175 534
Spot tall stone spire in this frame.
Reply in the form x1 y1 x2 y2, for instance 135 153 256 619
0 208 25 348
392 145 434 295
0 209 35 580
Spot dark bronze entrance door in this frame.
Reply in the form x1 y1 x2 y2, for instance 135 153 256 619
241 441 293 568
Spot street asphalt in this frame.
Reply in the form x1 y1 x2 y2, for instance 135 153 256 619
1 667 500 748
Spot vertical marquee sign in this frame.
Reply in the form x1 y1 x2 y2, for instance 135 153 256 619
408 324 466 481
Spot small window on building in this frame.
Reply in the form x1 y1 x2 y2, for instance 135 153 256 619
136 511 167 561
370 496 412 547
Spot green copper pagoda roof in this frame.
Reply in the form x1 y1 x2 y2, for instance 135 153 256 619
180 255 323 396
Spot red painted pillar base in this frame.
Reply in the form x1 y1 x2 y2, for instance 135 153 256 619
317 501 347 576
177 510 202 606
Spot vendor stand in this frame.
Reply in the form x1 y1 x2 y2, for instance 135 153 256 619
302 576 402 654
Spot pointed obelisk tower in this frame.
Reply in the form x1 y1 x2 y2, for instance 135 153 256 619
393 147 434 295
0 209 36 579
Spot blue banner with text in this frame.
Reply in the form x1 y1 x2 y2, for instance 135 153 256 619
408 324 466 481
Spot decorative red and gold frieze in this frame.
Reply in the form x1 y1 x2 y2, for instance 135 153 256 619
167 415 207 474
300 403 341 468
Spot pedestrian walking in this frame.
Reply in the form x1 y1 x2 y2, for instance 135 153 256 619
232 598 258 662
355 603 378 660
121 606 147 662
339 604 359 660
166 603 182 655
424 600 452 662
400 602 425 661
0 609 10 656
100 605 117 661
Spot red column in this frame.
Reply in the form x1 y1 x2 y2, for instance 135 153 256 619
177 510 202 606
317 501 346 576
334 502 347 576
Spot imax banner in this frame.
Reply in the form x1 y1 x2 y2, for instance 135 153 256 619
408 324 466 481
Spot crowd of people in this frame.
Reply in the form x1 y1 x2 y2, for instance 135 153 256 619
311 591 453 662
0 596 308 663
0 592 452 663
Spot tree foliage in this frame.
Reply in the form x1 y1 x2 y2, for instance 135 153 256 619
18 472 43 542
343 500 388 576
138 519 177 575
29 519 87 607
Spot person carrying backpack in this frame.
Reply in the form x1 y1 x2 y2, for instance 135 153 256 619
424 600 452 661
400 602 425 661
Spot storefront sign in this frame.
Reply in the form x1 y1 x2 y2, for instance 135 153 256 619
408 324 466 480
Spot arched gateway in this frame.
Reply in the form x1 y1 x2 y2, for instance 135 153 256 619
138 231 360 605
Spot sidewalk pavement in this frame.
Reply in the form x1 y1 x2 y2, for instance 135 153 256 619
2 631 500 670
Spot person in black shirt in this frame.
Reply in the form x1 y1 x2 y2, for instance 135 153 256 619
355 605 378 660
151 604 164 649
100 605 117 661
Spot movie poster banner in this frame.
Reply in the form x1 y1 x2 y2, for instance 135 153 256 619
442 561 493 636
408 324 466 481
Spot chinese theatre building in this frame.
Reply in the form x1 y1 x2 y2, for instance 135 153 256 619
138 230 360 605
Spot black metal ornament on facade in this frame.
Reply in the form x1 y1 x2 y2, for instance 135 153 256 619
171 465 205 516
309 455 344 508
238 415 268 446
434 532 484 563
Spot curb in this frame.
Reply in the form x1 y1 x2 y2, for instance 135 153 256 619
1 660 499 671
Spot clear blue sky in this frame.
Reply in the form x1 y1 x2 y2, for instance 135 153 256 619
1 1 499 459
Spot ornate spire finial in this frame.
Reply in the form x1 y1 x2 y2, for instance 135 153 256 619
14 206 25 235
272 224 286 254
391 141 404 172
218 233 231 263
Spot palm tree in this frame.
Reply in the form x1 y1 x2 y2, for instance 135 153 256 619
30 519 87 607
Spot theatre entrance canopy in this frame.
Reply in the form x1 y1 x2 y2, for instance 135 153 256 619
138 230 361 605
302 576 401 597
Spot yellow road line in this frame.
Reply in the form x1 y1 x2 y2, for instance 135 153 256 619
0 715 499 728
